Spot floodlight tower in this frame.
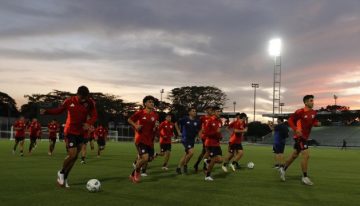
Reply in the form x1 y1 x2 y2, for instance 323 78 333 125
268 38 282 121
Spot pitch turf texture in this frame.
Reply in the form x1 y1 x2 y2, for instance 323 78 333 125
0 140 358 206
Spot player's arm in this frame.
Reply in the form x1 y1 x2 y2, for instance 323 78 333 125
175 121 182 137
84 101 98 130
128 111 142 131
288 111 302 136
40 99 68 115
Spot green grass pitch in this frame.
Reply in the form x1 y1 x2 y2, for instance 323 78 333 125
0 140 358 206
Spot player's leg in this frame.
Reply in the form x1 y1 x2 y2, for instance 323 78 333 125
13 138 19 153
194 142 206 172
232 148 244 169
300 149 313 185
90 139 95 150
183 147 194 174
19 139 24 156
98 140 105 157
162 145 171 170
80 142 87 164
29 137 35 153
222 145 234 171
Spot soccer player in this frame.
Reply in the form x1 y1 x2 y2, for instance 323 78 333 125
28 118 42 154
272 118 289 168
203 106 224 181
175 107 201 175
157 113 174 170
222 113 248 172
193 106 213 172
48 119 60 156
94 124 108 157
40 86 97 188
12 116 26 156
128 95 159 183
279 95 321 186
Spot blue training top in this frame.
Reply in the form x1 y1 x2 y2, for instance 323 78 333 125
274 123 289 144
178 116 201 143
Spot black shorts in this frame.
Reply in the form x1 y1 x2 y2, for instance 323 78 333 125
97 139 106 147
136 143 155 157
66 134 84 148
182 141 195 153
273 143 285 154
30 136 38 142
160 143 171 152
293 139 308 152
49 138 56 144
206 146 222 158
15 136 25 143
229 143 243 153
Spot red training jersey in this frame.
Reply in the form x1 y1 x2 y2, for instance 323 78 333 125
204 116 223 147
28 121 41 137
159 120 174 144
44 96 97 136
95 126 108 140
228 119 247 144
130 109 159 147
288 108 318 140
200 115 212 141
48 122 59 139
13 120 26 138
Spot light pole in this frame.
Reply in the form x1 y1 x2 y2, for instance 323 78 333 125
251 83 259 121
280 102 285 114
334 94 338 106
268 38 282 121
233 101 236 113
160 89 164 111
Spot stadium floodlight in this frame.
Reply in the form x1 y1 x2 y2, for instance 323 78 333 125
268 38 282 122
268 38 282 57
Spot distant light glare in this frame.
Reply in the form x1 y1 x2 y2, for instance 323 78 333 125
268 38 282 56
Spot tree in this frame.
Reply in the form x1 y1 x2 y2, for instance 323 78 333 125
168 86 227 117
0 91 19 117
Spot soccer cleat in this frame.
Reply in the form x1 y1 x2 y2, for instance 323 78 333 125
129 175 138 183
48 152 52 156
205 176 214 181
302 177 314 186
80 160 86 164
20 152 24 157
57 171 65 186
162 166 169 171
141 173 148 177
134 171 141 182
12 150 15 155
230 163 236 172
176 167 182 175
279 167 286 181
132 162 136 169
221 165 228 173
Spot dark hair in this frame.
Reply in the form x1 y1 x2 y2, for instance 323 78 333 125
187 107 196 112
204 105 213 110
142 95 156 105
278 117 284 122
239 113 247 119
235 113 241 117
303 95 314 103
212 106 221 111
77 86 90 97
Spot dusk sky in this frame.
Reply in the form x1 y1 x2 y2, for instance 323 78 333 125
0 0 359 120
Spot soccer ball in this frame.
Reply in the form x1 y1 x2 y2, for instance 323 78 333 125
86 179 101 192
247 162 255 169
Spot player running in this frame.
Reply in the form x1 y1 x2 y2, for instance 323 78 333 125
203 106 224 181
28 118 42 154
175 107 201 175
128 95 159 183
279 95 321 186
40 86 97 188
157 113 175 170
222 113 248 172
12 116 27 156
48 119 60 156
94 124 108 157
272 118 289 168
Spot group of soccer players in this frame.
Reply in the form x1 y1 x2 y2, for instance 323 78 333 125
128 95 249 182
12 85 320 187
